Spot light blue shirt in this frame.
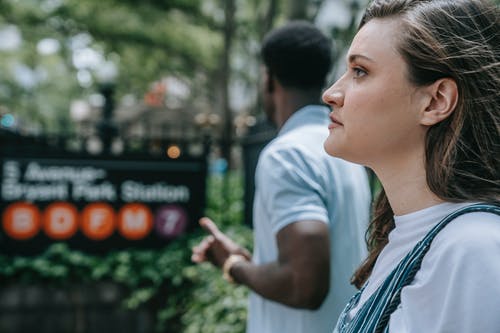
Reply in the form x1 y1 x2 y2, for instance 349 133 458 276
247 105 371 333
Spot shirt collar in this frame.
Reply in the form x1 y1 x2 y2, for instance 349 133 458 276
278 104 330 136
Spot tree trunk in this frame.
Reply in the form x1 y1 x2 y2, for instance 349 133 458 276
287 0 308 20
221 0 236 169
262 0 278 38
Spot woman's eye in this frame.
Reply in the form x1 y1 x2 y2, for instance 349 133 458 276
352 67 367 78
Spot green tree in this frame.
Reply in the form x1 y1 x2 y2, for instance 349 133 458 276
0 0 221 133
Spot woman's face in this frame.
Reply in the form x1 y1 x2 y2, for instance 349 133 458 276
322 18 428 168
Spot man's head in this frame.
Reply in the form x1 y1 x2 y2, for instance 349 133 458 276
261 20 333 123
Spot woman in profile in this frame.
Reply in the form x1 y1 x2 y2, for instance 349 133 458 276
322 0 500 332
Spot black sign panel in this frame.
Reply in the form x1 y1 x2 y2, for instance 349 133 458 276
0 153 206 255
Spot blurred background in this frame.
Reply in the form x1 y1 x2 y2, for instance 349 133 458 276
0 0 375 332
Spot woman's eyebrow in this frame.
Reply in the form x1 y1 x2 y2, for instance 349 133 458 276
348 54 375 64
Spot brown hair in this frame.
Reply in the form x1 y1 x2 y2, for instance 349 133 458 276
352 0 500 289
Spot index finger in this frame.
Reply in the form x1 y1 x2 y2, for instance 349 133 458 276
199 217 224 240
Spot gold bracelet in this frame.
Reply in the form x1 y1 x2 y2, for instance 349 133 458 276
222 254 247 284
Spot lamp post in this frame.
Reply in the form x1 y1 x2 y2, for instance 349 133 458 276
96 61 118 156
194 111 221 155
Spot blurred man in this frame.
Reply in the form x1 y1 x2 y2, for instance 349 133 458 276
192 21 371 333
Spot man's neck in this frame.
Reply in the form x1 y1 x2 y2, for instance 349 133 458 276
275 90 321 129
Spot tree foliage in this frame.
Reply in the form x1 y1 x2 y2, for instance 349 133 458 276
0 0 371 138
0 0 222 133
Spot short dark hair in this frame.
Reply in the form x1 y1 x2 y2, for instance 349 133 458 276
261 20 333 90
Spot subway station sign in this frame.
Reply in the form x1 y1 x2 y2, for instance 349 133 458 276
0 154 206 255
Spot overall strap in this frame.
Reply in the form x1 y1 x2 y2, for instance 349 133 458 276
338 203 500 333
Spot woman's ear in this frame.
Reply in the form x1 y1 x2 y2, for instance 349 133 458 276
420 78 458 126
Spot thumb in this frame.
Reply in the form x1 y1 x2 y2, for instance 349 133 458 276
199 217 224 240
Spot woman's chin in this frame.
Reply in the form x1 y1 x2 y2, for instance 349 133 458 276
323 141 365 166
323 140 342 158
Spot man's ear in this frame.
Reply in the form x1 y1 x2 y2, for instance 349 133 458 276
420 78 458 126
266 70 275 93
266 72 274 93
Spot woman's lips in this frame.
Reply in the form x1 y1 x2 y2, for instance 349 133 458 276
328 114 343 129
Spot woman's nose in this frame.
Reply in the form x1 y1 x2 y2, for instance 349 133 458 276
322 87 344 108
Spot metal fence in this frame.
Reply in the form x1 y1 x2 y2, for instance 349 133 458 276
0 282 153 333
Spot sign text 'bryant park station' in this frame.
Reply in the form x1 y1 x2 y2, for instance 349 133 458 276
0 156 206 255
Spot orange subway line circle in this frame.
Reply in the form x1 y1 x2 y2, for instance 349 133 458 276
43 202 79 240
117 203 153 240
81 202 116 241
2 202 41 240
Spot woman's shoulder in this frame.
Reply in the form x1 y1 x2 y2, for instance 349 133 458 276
439 209 500 243
394 208 500 333
405 209 500 292
427 209 500 261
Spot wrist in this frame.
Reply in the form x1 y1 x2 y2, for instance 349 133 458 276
222 254 248 284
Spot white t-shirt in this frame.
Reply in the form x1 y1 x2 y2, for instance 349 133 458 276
248 106 372 333
347 202 500 333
